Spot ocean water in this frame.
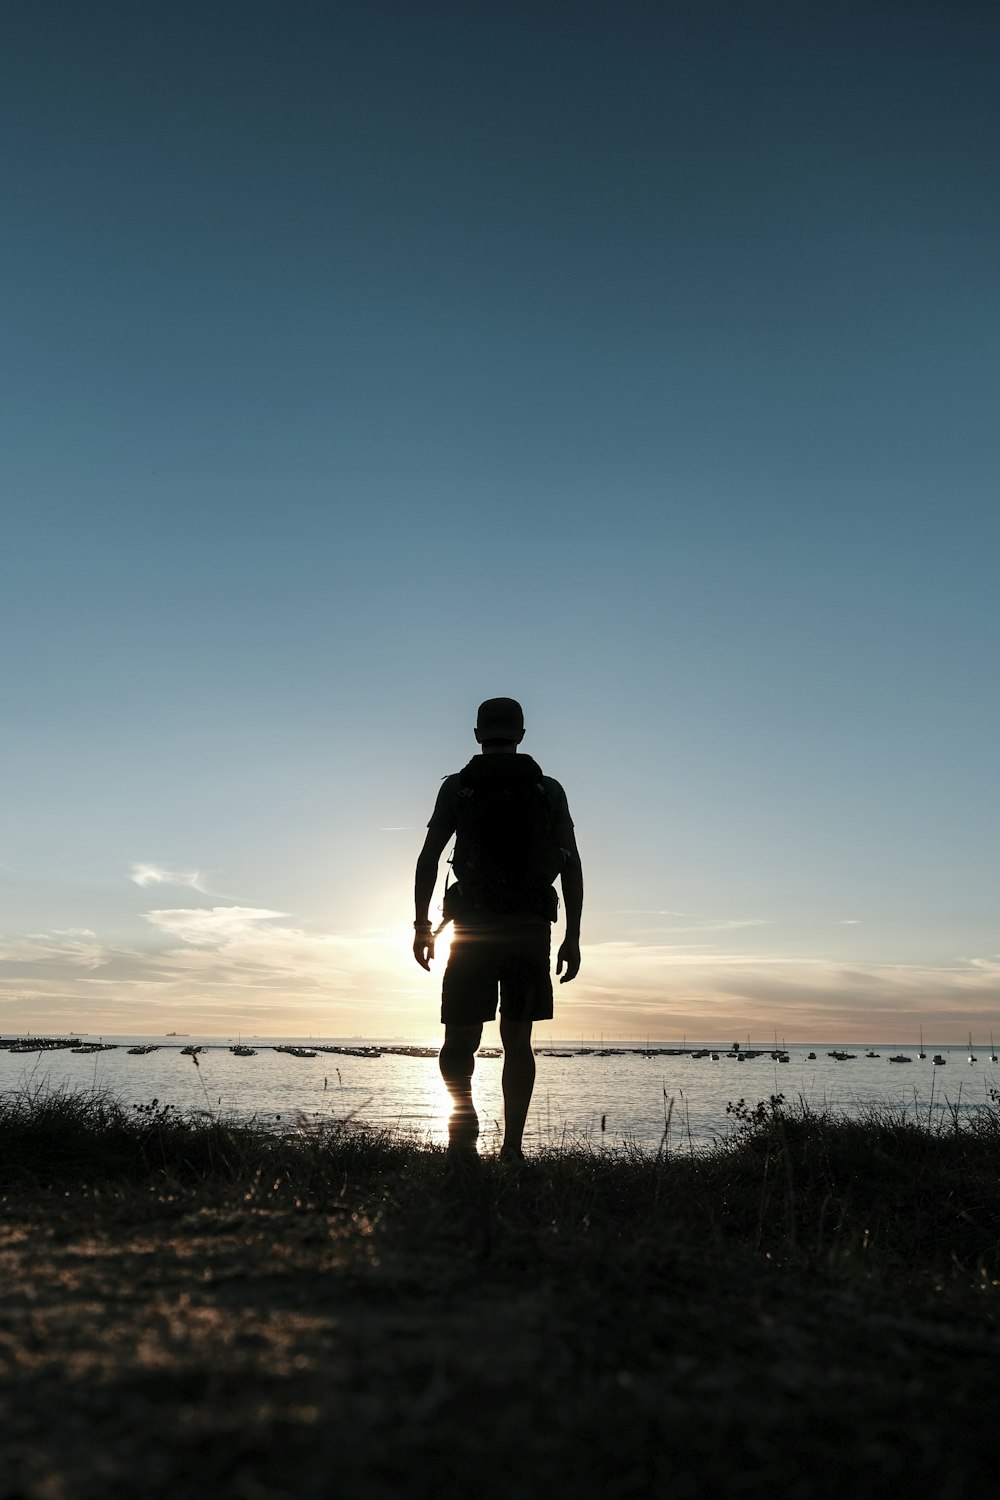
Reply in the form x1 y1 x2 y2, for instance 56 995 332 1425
2 1035 998 1153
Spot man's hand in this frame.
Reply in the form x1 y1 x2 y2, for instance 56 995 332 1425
556 937 581 984
413 924 436 972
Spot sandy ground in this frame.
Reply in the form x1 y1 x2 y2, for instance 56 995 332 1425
2 1177 999 1500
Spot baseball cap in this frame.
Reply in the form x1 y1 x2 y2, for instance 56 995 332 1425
476 697 525 739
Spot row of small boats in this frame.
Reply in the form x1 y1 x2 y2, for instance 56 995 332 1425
4 1037 999 1065
0 1036 82 1053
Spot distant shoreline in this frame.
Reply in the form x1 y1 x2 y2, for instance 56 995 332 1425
1 1033 988 1050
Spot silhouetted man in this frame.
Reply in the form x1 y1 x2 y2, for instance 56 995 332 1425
413 698 583 1162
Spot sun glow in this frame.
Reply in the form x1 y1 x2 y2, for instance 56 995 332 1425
370 922 454 973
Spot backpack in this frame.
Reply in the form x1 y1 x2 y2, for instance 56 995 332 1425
450 754 564 919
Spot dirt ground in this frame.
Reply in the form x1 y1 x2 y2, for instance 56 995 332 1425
2 1175 999 1500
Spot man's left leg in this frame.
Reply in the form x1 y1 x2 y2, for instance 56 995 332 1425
439 1022 483 1151
498 1015 535 1157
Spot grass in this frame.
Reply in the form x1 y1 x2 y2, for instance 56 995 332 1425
2 1085 1000 1498
0 1081 415 1197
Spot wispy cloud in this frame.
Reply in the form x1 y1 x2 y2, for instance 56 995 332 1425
597 910 688 917
3 905 999 1043
597 909 772 929
565 943 1000 1040
0 929 110 970
133 906 426 1012
0 905 428 1035
144 906 286 946
131 863 210 893
674 918 774 933
605 913 775 937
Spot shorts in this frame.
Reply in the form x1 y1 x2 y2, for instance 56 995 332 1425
441 918 553 1025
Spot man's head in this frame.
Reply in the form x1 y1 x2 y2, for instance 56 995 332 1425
474 697 525 752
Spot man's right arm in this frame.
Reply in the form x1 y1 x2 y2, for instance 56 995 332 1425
413 825 453 971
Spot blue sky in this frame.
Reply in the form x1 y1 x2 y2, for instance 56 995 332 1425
2 1 997 1041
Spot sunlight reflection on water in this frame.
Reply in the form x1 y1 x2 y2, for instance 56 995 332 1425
2 1038 997 1153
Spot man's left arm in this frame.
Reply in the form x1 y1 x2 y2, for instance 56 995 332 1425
555 822 582 984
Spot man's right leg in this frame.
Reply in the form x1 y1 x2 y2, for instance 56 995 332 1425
439 1023 483 1150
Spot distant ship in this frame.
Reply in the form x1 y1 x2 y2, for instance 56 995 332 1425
165 1031 189 1036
